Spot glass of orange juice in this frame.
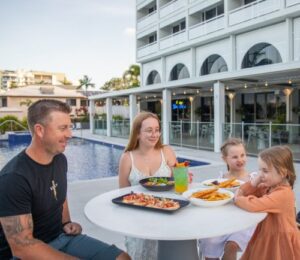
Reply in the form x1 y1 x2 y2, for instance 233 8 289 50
173 166 188 194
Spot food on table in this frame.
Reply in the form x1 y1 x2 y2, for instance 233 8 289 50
205 178 240 188
144 177 174 186
191 188 231 201
122 193 180 210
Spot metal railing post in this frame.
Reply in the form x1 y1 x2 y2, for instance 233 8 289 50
241 121 244 142
269 121 272 147
196 121 199 148
180 120 183 147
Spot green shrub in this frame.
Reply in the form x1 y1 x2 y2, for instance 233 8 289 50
112 114 123 121
0 115 28 134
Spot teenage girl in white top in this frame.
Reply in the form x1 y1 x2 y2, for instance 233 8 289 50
118 111 177 260
199 138 256 260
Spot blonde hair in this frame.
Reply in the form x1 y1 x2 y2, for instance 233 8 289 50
259 146 296 188
125 112 163 152
220 138 245 157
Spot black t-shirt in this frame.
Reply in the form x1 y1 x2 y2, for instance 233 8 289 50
0 150 67 259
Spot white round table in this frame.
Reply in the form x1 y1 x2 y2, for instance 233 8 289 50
84 184 266 260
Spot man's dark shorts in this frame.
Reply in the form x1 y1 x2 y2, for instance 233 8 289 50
48 233 123 259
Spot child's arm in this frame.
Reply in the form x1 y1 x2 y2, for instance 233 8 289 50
235 186 292 213
235 180 264 198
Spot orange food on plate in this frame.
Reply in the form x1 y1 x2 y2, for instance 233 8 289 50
122 193 180 210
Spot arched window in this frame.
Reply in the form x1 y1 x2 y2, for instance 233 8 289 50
146 70 161 85
201 54 228 75
241 43 282 69
169 63 190 81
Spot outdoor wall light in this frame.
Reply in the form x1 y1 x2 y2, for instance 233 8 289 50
227 92 235 100
265 81 268 87
196 90 200 94
183 91 186 94
226 86 229 90
288 79 292 84
173 92 176 96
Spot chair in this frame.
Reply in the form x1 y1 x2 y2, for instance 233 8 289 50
257 130 268 150
200 125 208 142
172 125 181 138
247 126 257 146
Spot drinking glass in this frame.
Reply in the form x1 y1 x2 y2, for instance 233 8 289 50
173 167 188 194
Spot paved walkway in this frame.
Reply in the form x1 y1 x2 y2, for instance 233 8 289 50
68 130 300 250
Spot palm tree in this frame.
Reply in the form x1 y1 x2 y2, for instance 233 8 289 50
77 75 95 95
123 64 140 88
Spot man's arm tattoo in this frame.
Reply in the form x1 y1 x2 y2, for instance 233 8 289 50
1 214 42 246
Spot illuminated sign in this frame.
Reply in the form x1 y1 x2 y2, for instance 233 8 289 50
172 100 187 110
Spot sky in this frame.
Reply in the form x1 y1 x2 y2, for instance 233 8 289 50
0 0 136 88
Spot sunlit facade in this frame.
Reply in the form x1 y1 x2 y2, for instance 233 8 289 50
90 0 300 158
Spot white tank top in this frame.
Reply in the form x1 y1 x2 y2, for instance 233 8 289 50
128 149 172 185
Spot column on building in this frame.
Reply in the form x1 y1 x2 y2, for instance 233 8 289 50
162 89 172 145
227 92 236 135
106 97 112 137
282 88 293 122
189 96 195 135
286 18 293 62
89 99 95 133
129 94 137 128
213 81 225 152
230 35 236 71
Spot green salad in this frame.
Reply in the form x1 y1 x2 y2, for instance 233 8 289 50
145 177 173 186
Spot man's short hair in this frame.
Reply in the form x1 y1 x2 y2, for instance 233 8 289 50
27 99 71 133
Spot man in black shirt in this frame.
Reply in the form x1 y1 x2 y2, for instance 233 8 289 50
0 99 130 260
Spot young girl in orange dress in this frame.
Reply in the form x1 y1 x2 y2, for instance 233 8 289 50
235 145 300 260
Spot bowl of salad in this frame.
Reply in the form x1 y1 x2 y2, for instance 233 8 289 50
139 177 174 191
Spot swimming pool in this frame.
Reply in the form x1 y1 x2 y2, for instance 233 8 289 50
0 138 209 182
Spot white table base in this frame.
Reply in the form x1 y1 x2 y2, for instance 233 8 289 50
158 239 199 260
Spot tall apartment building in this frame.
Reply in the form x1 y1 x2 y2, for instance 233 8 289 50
0 69 66 89
90 0 300 151
136 0 300 123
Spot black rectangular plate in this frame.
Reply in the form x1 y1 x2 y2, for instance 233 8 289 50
112 193 189 213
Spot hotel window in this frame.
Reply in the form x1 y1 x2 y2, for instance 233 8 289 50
172 21 186 34
169 64 190 81
148 5 156 14
148 33 157 44
242 43 282 69
201 55 228 75
202 4 224 21
245 0 256 5
146 70 161 85
66 99 76 106
80 99 87 107
1 97 7 107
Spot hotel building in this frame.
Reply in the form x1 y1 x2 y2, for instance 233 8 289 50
90 0 300 158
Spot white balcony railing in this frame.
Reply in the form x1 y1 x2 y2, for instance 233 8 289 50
286 0 300 6
137 42 159 58
189 15 225 40
189 0 221 15
137 0 154 10
160 30 187 50
137 11 158 31
229 0 281 26
160 0 186 19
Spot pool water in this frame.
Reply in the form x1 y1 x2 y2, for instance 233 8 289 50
0 138 209 182
0 138 123 182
